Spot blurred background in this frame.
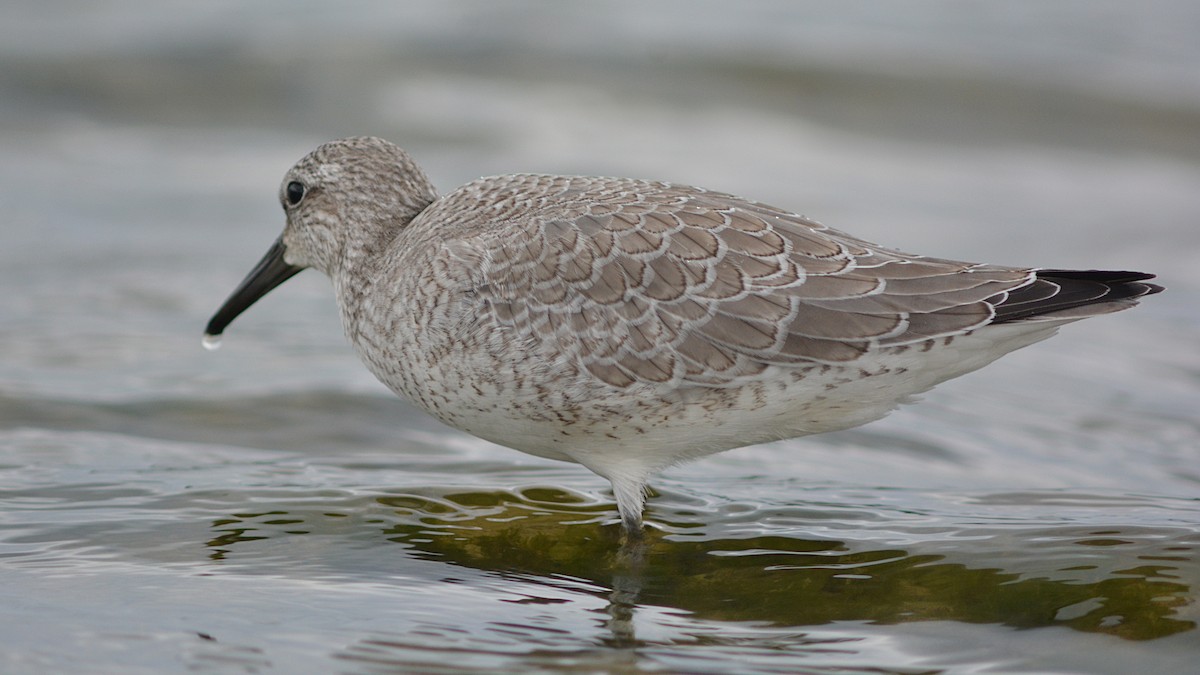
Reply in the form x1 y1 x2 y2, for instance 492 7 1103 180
2 0 1197 401
1 2 1198 674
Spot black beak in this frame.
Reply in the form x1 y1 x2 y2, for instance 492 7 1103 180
204 238 303 339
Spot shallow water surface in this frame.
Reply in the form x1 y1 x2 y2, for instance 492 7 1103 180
3 413 1198 673
2 2 1199 673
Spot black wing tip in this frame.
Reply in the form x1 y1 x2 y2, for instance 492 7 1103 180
991 268 1163 323
1037 269 1165 298
1037 268 1161 286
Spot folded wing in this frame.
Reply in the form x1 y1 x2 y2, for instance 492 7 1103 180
466 177 1158 388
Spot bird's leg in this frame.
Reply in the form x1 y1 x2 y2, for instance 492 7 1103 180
610 475 648 539
621 511 645 543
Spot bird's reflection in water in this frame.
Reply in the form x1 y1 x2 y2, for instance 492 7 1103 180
204 486 1196 650
605 532 648 648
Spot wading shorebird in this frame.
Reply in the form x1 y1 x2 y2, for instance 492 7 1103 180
205 137 1162 535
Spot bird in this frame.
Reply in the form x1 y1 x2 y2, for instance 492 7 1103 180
204 136 1162 536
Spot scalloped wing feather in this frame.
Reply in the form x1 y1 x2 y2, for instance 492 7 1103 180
452 176 1036 388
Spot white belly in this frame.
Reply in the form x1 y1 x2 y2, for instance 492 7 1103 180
365 320 1061 482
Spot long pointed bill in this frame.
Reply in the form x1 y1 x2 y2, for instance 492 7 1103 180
204 238 303 342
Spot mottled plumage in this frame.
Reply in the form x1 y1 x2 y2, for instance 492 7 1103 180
205 137 1162 534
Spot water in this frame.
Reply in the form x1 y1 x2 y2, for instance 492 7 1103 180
2 1 1199 673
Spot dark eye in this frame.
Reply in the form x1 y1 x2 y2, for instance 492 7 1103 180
285 181 306 206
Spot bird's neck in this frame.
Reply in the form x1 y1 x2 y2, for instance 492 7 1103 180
329 197 436 347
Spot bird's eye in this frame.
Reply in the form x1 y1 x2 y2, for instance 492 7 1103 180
285 181 306 206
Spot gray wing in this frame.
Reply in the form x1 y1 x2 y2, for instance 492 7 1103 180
464 178 1033 388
